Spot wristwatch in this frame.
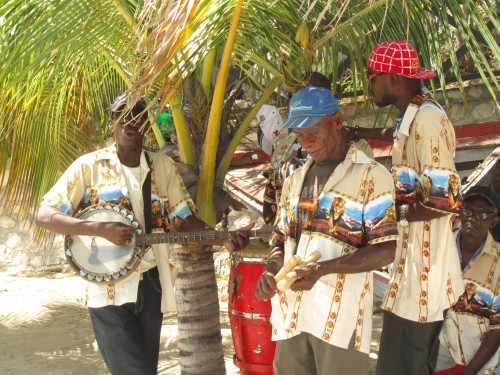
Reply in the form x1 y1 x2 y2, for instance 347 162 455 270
399 204 409 227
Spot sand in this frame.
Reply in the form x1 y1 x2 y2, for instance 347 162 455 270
0 267 381 374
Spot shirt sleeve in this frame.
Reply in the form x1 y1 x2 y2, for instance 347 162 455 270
491 271 500 329
413 107 461 215
363 164 399 245
40 156 88 216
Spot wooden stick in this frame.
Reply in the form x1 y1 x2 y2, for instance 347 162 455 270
274 255 302 283
276 251 321 292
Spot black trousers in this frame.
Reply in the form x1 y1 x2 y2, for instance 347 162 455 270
88 268 163 375
376 310 443 375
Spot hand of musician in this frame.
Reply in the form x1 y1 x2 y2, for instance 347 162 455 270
224 222 255 252
289 262 323 291
341 126 355 142
99 222 136 247
256 270 279 301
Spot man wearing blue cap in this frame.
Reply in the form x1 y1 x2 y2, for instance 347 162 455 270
256 86 399 375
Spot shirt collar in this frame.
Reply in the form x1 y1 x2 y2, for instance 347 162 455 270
95 143 150 173
456 231 497 271
302 144 372 170
397 88 435 137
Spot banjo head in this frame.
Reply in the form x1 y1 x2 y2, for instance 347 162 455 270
65 204 143 283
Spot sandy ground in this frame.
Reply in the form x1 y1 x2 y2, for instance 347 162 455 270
0 266 381 375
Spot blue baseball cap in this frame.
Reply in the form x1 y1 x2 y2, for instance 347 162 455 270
280 87 339 130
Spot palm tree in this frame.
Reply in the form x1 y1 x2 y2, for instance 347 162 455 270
0 0 498 223
0 0 498 373
129 0 500 225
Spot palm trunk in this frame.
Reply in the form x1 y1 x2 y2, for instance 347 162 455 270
171 245 226 375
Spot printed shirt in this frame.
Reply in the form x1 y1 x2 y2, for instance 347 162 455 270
382 92 464 323
439 232 500 374
41 144 196 311
270 145 398 353
263 133 375 209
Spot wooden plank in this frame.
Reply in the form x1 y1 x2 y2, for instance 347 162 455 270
225 163 269 215
462 147 500 193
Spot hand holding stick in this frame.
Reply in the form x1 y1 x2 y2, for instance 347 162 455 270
274 255 302 283
276 250 321 292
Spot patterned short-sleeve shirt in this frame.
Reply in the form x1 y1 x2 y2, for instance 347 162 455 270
41 144 195 309
382 93 464 323
270 145 398 353
439 232 500 373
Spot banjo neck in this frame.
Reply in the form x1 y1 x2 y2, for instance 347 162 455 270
66 204 274 283
135 229 264 246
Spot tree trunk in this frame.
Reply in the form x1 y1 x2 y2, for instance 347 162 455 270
171 245 226 375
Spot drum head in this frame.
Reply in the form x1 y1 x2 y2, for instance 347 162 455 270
65 204 143 283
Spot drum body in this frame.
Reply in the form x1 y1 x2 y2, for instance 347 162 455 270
228 254 276 374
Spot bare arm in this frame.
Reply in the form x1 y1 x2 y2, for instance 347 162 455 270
36 204 135 247
342 126 395 143
462 329 500 375
291 240 396 291
404 202 451 222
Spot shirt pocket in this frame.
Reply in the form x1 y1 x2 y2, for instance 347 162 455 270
301 281 354 341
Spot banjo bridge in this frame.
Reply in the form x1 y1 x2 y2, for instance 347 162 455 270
90 237 97 252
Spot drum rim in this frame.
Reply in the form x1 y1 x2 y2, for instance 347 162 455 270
65 203 143 283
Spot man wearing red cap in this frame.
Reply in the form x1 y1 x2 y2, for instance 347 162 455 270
344 40 464 375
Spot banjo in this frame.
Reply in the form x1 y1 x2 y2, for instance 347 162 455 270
65 204 271 284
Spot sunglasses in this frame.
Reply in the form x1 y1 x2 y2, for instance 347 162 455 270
460 208 497 220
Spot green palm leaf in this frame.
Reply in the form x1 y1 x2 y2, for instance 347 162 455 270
0 0 497 225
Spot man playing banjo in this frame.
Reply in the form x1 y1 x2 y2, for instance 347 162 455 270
36 94 251 375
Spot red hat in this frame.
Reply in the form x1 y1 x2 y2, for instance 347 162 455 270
368 40 437 79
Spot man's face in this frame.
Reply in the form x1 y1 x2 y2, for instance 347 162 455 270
112 113 150 149
292 114 342 162
368 70 395 108
460 196 499 238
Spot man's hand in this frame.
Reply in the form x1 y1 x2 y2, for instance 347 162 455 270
255 248 284 301
263 201 277 225
99 222 136 247
256 270 279 301
224 222 255 252
289 262 323 291
341 126 355 142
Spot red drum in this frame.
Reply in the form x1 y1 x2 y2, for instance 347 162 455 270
228 253 276 374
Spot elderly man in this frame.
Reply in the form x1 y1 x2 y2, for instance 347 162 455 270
262 72 333 225
36 94 251 375
343 40 464 375
256 86 398 375
435 186 500 375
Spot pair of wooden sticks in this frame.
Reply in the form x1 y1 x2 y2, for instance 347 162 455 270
273 250 322 292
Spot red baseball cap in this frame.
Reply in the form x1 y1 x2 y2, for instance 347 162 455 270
368 40 437 79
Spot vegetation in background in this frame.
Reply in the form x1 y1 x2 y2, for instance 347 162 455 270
0 0 497 227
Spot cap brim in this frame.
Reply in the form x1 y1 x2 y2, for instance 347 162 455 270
280 116 324 131
465 193 500 214
401 67 437 79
